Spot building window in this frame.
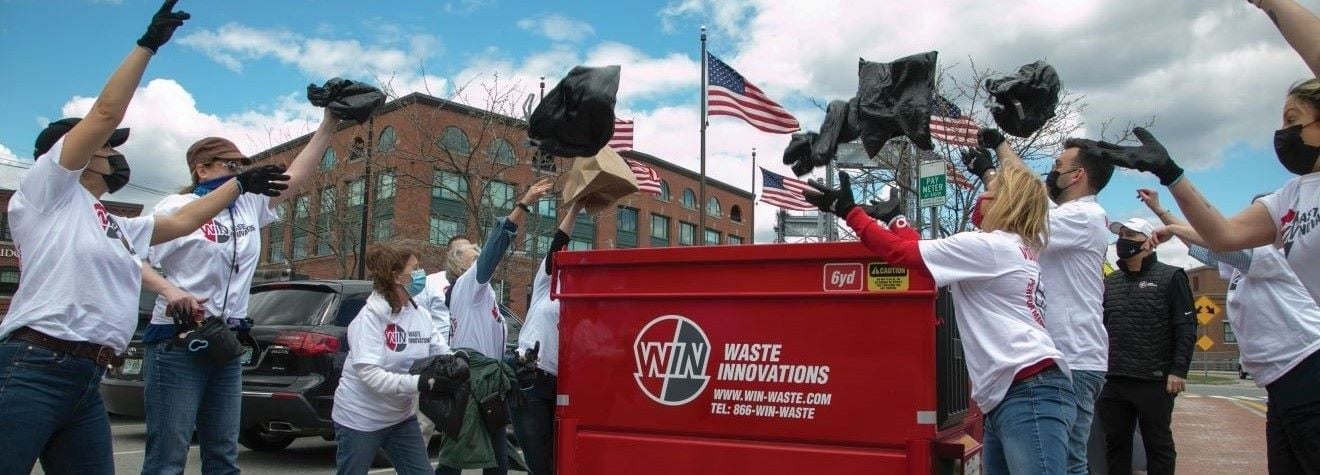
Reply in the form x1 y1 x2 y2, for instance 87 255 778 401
376 171 396 200
316 187 335 256
378 127 397 154
571 212 594 250
373 215 394 241
650 214 670 247
432 171 468 201
268 203 287 263
705 228 721 245
488 138 516 165
657 180 671 201
729 235 743 245
320 148 336 170
679 221 696 246
536 197 556 217
0 210 10 242
568 239 592 251
681 189 696 209
439 127 471 155
730 205 743 223
347 179 365 207
1224 321 1236 344
429 216 465 245
616 207 638 248
291 231 309 260
348 137 366 161
706 197 722 218
483 181 516 213
295 195 311 221
527 234 554 258
0 266 19 296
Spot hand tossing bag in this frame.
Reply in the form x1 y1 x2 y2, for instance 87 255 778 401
171 308 245 365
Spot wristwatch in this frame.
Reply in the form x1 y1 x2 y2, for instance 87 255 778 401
516 202 532 213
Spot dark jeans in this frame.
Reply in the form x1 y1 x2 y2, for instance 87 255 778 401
143 341 242 475
1097 376 1176 475
511 371 556 475
0 338 114 475
1266 350 1320 474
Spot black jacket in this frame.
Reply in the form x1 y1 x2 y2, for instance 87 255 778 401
1102 254 1197 380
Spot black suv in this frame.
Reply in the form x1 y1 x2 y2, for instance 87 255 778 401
98 290 163 417
238 280 371 451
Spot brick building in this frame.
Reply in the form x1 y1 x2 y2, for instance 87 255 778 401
1186 265 1239 365
252 92 753 316
0 188 144 315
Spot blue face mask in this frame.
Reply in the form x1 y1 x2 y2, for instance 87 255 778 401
192 176 232 197
405 269 427 297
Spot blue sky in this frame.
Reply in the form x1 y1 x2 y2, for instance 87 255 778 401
0 0 1309 254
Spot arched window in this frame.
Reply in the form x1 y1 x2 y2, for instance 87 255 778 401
681 188 696 209
730 205 743 222
0 266 18 296
488 138 516 165
320 148 336 170
657 180 671 201
706 196 722 218
377 127 397 153
439 127 471 155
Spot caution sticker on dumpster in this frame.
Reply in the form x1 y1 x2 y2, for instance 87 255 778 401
866 262 909 291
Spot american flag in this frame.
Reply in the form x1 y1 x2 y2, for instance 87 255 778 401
627 159 662 196
707 53 800 134
609 118 634 151
929 95 980 147
760 167 816 211
917 149 975 189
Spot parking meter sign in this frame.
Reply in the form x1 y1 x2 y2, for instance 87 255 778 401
918 161 947 208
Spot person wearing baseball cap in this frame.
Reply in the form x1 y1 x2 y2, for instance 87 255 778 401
138 106 341 472
1096 217 1196 475
0 2 292 473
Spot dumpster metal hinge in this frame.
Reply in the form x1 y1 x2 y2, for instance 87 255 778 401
557 394 570 406
917 411 937 425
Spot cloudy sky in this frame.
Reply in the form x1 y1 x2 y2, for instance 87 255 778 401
1 0 1313 267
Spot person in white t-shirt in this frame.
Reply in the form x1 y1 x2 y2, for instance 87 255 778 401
805 164 1074 475
973 129 1117 475
333 243 453 475
0 3 290 472
136 106 340 474
509 201 583 475
1143 189 1320 473
437 178 551 475
414 234 467 441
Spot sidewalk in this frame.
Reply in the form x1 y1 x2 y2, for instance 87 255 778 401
1172 393 1267 474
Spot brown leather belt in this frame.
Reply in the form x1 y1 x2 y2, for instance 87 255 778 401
11 327 125 368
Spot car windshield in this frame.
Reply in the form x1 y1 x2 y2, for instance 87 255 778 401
248 286 336 326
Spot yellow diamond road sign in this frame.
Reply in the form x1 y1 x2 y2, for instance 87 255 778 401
1194 295 1220 326
1197 335 1214 351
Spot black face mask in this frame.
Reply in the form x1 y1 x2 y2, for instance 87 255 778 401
1274 122 1320 176
92 154 131 194
1044 168 1079 203
1116 238 1144 260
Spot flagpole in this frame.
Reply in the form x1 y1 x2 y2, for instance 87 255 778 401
699 26 709 244
750 147 756 244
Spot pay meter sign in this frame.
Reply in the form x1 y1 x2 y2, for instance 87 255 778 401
918 161 948 208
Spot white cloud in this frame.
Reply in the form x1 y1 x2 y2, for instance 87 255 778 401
0 143 21 190
445 0 493 14
517 14 596 43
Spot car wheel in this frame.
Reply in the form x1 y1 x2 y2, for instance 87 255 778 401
239 425 296 452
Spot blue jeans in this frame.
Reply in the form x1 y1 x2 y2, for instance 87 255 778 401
336 417 433 475
983 367 1078 475
142 340 242 475
0 338 114 475
511 371 556 475
1066 370 1106 475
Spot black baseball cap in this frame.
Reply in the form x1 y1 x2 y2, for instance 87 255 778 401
33 118 130 158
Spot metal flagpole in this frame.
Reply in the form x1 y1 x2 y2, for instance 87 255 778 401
699 26 709 244
750 147 756 244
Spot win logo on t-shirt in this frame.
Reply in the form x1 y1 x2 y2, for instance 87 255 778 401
385 324 409 352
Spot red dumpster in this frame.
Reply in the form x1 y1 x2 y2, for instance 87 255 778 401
553 242 982 475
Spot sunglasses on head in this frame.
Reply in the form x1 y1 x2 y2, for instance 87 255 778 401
208 159 251 172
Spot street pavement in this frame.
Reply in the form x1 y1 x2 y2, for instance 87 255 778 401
1172 379 1269 474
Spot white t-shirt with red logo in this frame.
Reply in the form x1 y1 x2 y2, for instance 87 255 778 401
333 292 444 432
1260 172 1320 304
1218 246 1320 386
448 269 505 359
918 230 1067 412
517 261 560 375
1040 195 1110 372
0 138 155 353
147 192 277 323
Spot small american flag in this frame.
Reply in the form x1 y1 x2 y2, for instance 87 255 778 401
707 53 800 134
609 118 634 151
918 149 975 189
929 95 979 147
628 159 662 196
760 167 816 211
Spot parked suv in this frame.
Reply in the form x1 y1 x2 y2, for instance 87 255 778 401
98 290 163 417
238 280 371 451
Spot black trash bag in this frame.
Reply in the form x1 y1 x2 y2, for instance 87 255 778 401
307 78 386 124
983 61 1061 138
856 51 938 155
782 131 819 177
410 353 472 440
810 99 859 168
528 65 621 158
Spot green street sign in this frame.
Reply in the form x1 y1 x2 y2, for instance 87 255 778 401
918 161 947 208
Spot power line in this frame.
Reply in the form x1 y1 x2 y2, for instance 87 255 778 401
0 157 178 197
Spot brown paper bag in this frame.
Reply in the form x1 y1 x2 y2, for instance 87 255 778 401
561 146 640 213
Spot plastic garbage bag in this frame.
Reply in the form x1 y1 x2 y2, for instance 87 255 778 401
528 65 621 158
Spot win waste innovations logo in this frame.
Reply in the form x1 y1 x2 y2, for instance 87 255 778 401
633 315 712 406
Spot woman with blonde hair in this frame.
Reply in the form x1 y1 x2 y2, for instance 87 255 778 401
805 165 1075 475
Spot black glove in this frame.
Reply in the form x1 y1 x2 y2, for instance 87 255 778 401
858 187 903 223
516 342 540 389
235 165 291 197
418 352 470 397
977 128 1005 150
961 147 995 181
802 171 856 218
1095 127 1184 186
136 0 190 54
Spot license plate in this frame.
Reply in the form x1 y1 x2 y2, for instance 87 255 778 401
241 347 255 365
121 358 142 375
